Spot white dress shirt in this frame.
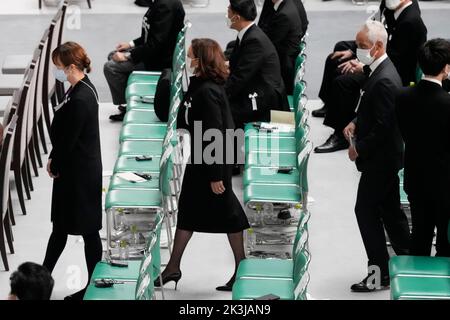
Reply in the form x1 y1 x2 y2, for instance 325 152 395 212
369 53 388 76
238 22 255 42
394 1 412 20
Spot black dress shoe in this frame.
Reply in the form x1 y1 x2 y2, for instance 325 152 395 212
109 111 126 122
134 0 152 7
351 275 390 293
64 288 87 300
314 134 349 153
232 165 241 176
154 271 182 290
311 105 327 118
216 279 235 292
118 105 126 113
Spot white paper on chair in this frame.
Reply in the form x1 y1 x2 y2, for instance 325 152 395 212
260 122 295 133
116 172 146 183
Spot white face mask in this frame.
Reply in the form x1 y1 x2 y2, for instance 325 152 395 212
385 0 401 11
357 45 376 66
447 65 450 80
226 14 236 29
186 57 196 75
53 68 68 82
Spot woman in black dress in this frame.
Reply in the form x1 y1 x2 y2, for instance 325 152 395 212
43 42 103 300
156 39 249 291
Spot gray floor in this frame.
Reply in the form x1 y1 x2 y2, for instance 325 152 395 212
1 7 450 300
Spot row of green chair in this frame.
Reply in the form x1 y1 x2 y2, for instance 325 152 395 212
84 214 164 300
389 222 450 300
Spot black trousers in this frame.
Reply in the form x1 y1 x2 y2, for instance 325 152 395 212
323 73 365 133
408 190 450 257
43 229 103 287
355 169 411 275
318 40 356 104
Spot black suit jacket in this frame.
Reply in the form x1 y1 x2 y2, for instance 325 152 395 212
354 58 404 172
130 0 185 71
259 0 308 36
261 0 303 95
386 4 427 86
443 79 450 92
225 24 289 127
396 80 450 197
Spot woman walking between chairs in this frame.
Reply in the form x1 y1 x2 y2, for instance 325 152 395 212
43 42 103 300
156 39 249 292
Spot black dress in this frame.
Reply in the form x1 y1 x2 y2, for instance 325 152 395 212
49 75 103 235
176 77 249 233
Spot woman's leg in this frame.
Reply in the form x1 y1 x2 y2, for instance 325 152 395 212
163 228 193 275
43 229 68 273
226 231 246 283
82 232 103 282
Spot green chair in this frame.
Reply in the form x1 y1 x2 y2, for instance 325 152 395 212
119 124 168 143
113 155 161 174
389 256 450 279
119 140 164 157
126 98 155 112
123 109 162 125
391 276 450 300
109 173 160 190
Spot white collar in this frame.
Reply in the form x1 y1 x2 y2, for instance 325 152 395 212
422 77 442 87
394 1 412 20
238 22 255 42
274 0 283 12
369 53 388 75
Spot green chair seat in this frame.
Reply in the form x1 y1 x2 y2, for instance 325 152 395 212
232 278 294 300
127 71 161 86
244 183 301 204
400 185 408 206
120 124 167 143
91 261 141 281
246 152 297 168
126 83 157 101
236 259 293 280
244 125 295 138
119 140 163 156
114 155 161 173
288 95 294 110
127 99 155 111
243 167 299 186
84 282 136 300
389 256 450 278
245 136 297 153
123 110 162 125
391 276 450 300
105 189 162 210
109 173 160 190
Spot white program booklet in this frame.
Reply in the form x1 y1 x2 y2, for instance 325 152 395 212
116 172 147 183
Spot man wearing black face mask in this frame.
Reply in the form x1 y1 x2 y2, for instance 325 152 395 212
104 0 185 121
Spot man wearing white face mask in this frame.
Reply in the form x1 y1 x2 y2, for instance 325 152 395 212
396 38 450 257
342 21 411 293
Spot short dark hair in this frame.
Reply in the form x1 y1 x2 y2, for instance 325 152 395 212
229 0 257 21
418 38 450 76
10 262 54 300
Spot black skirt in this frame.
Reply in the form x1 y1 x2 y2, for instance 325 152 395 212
177 164 249 233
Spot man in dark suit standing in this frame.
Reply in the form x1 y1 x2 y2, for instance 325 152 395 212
105 0 185 121
313 0 426 154
343 21 410 292
225 0 289 130
259 0 308 38
396 39 450 257
258 0 303 95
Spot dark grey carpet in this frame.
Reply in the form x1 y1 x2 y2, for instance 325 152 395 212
1 10 449 102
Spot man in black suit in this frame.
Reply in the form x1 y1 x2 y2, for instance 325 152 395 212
258 0 303 94
105 0 185 121
259 0 308 37
313 0 426 153
225 0 289 130
343 21 410 292
396 39 450 257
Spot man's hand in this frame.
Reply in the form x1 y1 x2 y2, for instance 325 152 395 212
112 52 129 62
211 181 226 195
47 159 59 179
338 59 364 75
343 122 356 141
348 145 359 162
116 42 131 52
331 50 353 61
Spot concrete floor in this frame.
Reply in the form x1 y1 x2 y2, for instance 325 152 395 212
1 0 450 300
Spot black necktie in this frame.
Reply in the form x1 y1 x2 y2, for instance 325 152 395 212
363 65 371 77
235 37 240 49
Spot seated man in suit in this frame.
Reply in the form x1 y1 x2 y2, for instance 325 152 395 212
225 0 289 130
343 21 410 292
105 0 185 121
258 0 303 95
396 38 450 257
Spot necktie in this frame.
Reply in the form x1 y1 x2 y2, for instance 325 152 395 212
363 65 371 77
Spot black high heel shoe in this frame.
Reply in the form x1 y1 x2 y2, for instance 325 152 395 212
154 271 182 290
